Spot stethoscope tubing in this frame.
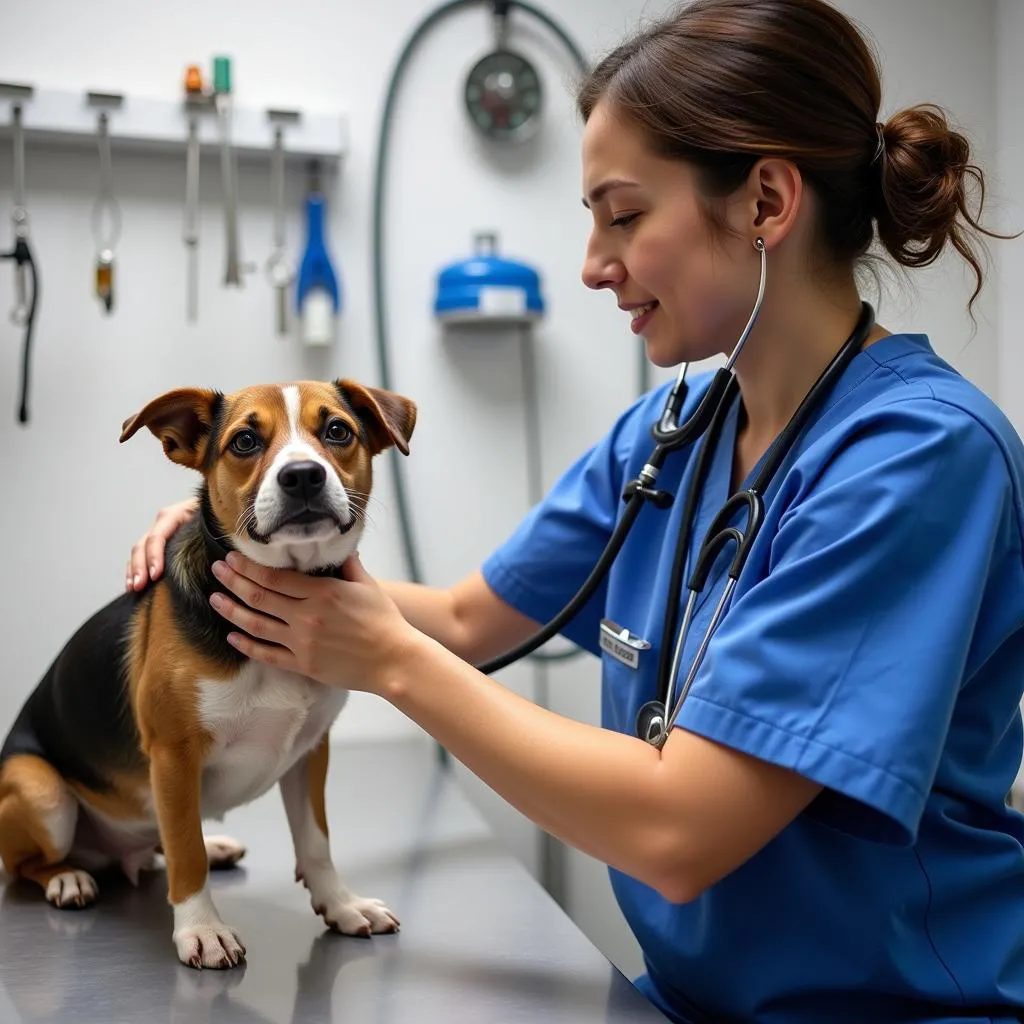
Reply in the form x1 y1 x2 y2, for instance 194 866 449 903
644 301 876 747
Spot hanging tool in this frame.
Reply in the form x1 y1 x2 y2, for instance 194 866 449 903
213 56 242 287
295 159 340 346
88 93 123 315
182 64 204 323
265 111 298 337
0 85 40 425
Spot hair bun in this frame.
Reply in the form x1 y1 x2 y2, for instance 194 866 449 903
874 104 988 302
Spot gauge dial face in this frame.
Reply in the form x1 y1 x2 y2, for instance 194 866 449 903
464 49 542 142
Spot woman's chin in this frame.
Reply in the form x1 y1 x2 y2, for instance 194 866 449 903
642 324 724 369
642 333 690 370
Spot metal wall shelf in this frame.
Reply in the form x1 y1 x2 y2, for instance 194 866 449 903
0 82 348 164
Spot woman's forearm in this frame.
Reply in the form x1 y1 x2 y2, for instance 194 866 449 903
381 580 465 654
382 630 686 897
381 571 544 666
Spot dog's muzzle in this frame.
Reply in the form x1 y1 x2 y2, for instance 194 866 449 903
248 460 354 541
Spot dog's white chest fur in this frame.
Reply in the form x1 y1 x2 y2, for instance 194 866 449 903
196 662 347 819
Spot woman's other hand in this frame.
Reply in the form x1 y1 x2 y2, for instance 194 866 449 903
126 497 198 591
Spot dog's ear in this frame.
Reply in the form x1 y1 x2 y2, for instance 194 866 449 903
120 387 222 470
334 380 417 456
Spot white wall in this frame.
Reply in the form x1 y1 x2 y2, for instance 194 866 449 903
0 0 1010 984
997 0 1024 434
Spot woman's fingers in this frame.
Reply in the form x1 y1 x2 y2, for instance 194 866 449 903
208 589 292 649
224 627 300 671
126 498 198 591
221 551 321 600
210 558 306 622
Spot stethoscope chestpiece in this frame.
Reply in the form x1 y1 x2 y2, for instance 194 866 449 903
635 699 668 747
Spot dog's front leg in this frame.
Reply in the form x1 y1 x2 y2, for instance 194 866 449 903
150 742 246 968
279 735 399 936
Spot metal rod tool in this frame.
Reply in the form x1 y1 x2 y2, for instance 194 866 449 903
182 66 205 323
213 56 241 287
265 110 299 336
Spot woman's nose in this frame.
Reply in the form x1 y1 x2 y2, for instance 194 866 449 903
581 242 624 291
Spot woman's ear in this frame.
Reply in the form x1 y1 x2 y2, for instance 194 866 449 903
745 157 804 250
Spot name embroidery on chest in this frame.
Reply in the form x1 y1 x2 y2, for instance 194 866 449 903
599 618 650 670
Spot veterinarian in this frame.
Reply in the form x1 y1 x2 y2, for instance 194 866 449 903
126 0 1024 1020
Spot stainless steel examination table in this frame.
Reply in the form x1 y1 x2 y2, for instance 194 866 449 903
0 737 668 1023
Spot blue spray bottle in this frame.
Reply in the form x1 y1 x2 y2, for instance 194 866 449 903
295 159 341 346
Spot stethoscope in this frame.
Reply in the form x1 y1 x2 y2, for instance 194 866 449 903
475 237 876 748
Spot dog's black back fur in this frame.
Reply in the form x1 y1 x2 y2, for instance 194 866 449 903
0 588 151 791
0 488 245 790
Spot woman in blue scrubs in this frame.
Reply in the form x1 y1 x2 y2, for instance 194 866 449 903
129 0 1024 1019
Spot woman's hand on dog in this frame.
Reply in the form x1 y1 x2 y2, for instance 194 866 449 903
126 497 199 591
207 551 418 693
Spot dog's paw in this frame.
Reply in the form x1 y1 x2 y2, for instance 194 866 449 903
204 835 246 871
173 923 247 970
314 893 400 937
46 870 97 909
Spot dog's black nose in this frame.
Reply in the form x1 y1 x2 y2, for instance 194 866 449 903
278 460 326 501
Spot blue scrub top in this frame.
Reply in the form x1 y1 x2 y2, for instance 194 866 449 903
481 333 1024 1024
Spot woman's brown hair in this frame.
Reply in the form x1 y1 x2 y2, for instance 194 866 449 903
577 0 1009 313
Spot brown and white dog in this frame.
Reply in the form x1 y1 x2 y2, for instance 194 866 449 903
0 377 417 969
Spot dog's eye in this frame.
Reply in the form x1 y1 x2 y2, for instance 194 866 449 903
229 429 261 456
324 419 353 446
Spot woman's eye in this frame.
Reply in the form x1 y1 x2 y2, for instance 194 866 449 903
325 419 353 446
229 429 261 455
610 212 640 228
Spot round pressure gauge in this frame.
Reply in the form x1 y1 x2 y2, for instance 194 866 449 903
464 49 543 142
